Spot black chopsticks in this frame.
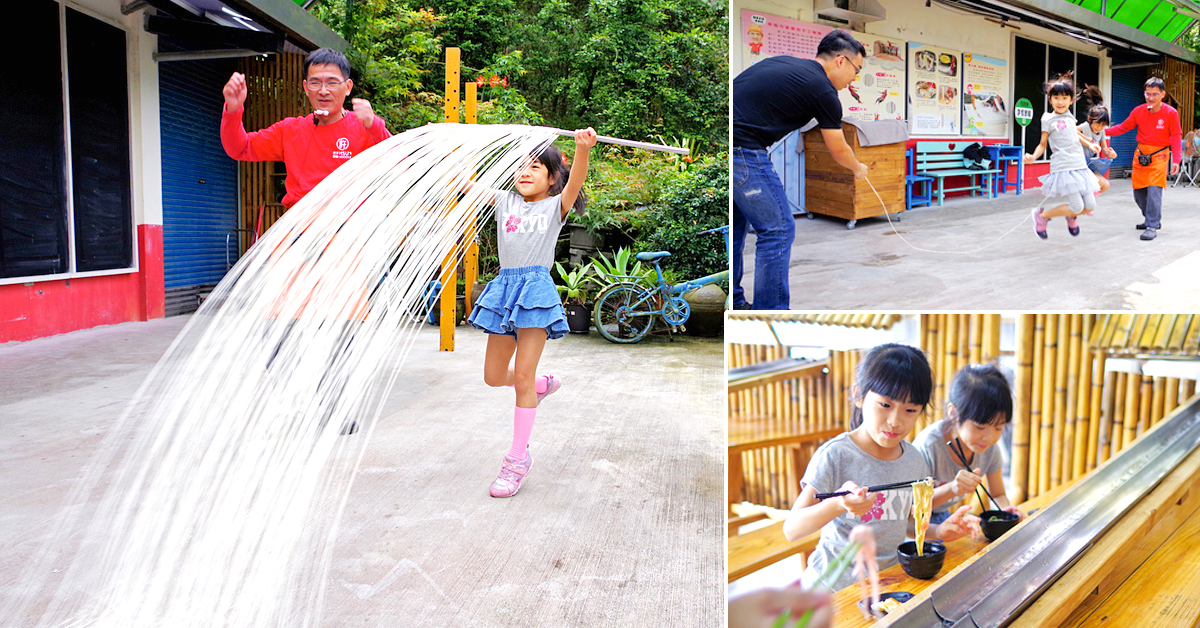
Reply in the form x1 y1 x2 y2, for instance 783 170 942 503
815 477 932 500
947 438 1002 511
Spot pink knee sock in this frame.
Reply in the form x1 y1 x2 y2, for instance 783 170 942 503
509 406 536 460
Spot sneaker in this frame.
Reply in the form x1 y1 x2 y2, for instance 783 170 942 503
1066 216 1080 236
489 449 533 497
1141 228 1157 241
1136 223 1148 230
1032 208 1048 239
537 375 561 405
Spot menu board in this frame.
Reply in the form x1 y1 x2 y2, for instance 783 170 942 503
841 34 907 122
961 53 1009 137
908 42 962 135
739 10 832 70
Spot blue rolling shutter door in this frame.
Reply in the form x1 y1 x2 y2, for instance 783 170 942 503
1109 67 1143 177
159 58 238 314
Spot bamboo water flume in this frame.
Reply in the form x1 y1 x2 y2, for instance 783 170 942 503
546 127 691 154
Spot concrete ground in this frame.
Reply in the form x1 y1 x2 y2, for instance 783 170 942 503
0 317 723 627
741 178 1200 309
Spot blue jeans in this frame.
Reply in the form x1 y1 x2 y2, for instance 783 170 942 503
732 147 794 310
1087 157 1113 175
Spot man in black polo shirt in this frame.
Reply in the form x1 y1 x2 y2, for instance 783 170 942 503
732 30 868 310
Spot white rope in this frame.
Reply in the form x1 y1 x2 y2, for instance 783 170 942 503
866 176 1050 255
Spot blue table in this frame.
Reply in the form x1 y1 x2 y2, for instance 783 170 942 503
987 144 1024 196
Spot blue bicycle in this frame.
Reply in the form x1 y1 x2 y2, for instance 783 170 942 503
591 226 728 344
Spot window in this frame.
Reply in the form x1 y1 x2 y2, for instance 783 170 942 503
1012 36 1100 149
0 1 132 280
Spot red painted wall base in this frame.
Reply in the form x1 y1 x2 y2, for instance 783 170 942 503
0 224 165 343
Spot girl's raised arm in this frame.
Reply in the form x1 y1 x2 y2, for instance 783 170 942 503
560 127 597 219
1024 132 1051 163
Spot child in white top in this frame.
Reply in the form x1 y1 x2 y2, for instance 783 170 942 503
1023 73 1101 239
467 128 597 497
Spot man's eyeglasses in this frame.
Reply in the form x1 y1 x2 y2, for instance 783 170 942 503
841 55 862 74
305 79 345 91
1144 91 1164 98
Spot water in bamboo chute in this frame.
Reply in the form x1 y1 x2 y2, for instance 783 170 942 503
5 124 563 627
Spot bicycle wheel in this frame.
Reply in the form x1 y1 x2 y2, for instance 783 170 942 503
593 284 655 343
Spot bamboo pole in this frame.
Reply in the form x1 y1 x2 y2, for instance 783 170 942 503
1061 314 1080 482
1150 376 1166 427
1073 316 1093 479
1165 377 1181 417
1050 315 1069 488
1029 314 1045 498
1100 369 1118 463
986 314 1002 362
1137 372 1153 437
1086 350 1106 471
1122 370 1139 450
1039 315 1058 495
1013 314 1035 503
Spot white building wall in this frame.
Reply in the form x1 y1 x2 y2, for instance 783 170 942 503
731 0 1115 124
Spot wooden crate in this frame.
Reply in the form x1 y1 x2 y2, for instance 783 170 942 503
802 125 905 224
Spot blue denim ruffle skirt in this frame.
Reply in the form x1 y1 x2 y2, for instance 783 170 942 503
467 266 568 340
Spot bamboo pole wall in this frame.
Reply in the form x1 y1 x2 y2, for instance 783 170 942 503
727 345 859 510
917 314 1004 436
1149 59 1196 132
1009 314 1200 503
236 53 307 252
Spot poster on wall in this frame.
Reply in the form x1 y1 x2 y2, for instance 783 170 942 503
908 42 962 135
961 53 1009 137
739 10 831 71
841 34 907 122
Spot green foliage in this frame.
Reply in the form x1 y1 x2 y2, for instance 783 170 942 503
471 51 545 125
590 246 654 287
553 261 598 303
311 0 445 130
632 156 727 280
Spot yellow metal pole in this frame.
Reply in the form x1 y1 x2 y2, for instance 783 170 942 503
463 81 479 313
440 48 461 351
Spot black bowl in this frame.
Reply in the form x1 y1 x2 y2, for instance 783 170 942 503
980 509 1020 541
896 541 946 579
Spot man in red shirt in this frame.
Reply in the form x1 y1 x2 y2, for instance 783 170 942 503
221 48 392 209
1105 77 1182 241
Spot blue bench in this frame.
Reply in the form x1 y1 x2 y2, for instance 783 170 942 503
915 141 1000 206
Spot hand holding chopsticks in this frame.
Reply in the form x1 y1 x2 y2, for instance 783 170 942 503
814 477 934 500
946 439 1003 511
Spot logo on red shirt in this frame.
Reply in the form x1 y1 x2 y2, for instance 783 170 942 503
336 137 350 150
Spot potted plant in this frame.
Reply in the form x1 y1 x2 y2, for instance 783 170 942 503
554 261 596 334
589 247 655 288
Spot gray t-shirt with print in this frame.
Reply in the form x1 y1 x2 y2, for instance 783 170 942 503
913 419 1004 518
1042 112 1086 173
799 433 933 591
494 191 567 269
1077 121 1106 159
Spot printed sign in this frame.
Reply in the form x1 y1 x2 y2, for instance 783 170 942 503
907 42 962 135
841 34 907 122
739 10 832 70
961 53 1009 137
1015 98 1034 127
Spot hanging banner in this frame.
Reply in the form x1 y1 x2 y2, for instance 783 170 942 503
961 53 1009 137
908 42 962 135
841 34 907 122
739 10 832 71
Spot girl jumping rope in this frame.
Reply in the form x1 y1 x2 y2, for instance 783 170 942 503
782 344 980 591
467 127 598 498
1078 85 1118 196
913 364 1024 525
1023 73 1102 239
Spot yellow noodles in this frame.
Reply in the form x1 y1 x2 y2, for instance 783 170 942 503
912 479 934 556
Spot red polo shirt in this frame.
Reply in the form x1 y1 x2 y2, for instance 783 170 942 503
221 105 392 208
1106 103 1183 165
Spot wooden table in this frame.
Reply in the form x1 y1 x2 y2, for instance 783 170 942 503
728 520 820 583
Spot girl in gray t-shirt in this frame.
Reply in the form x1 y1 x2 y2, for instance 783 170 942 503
783 344 980 591
913 364 1023 525
466 128 596 498
1023 73 1101 239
